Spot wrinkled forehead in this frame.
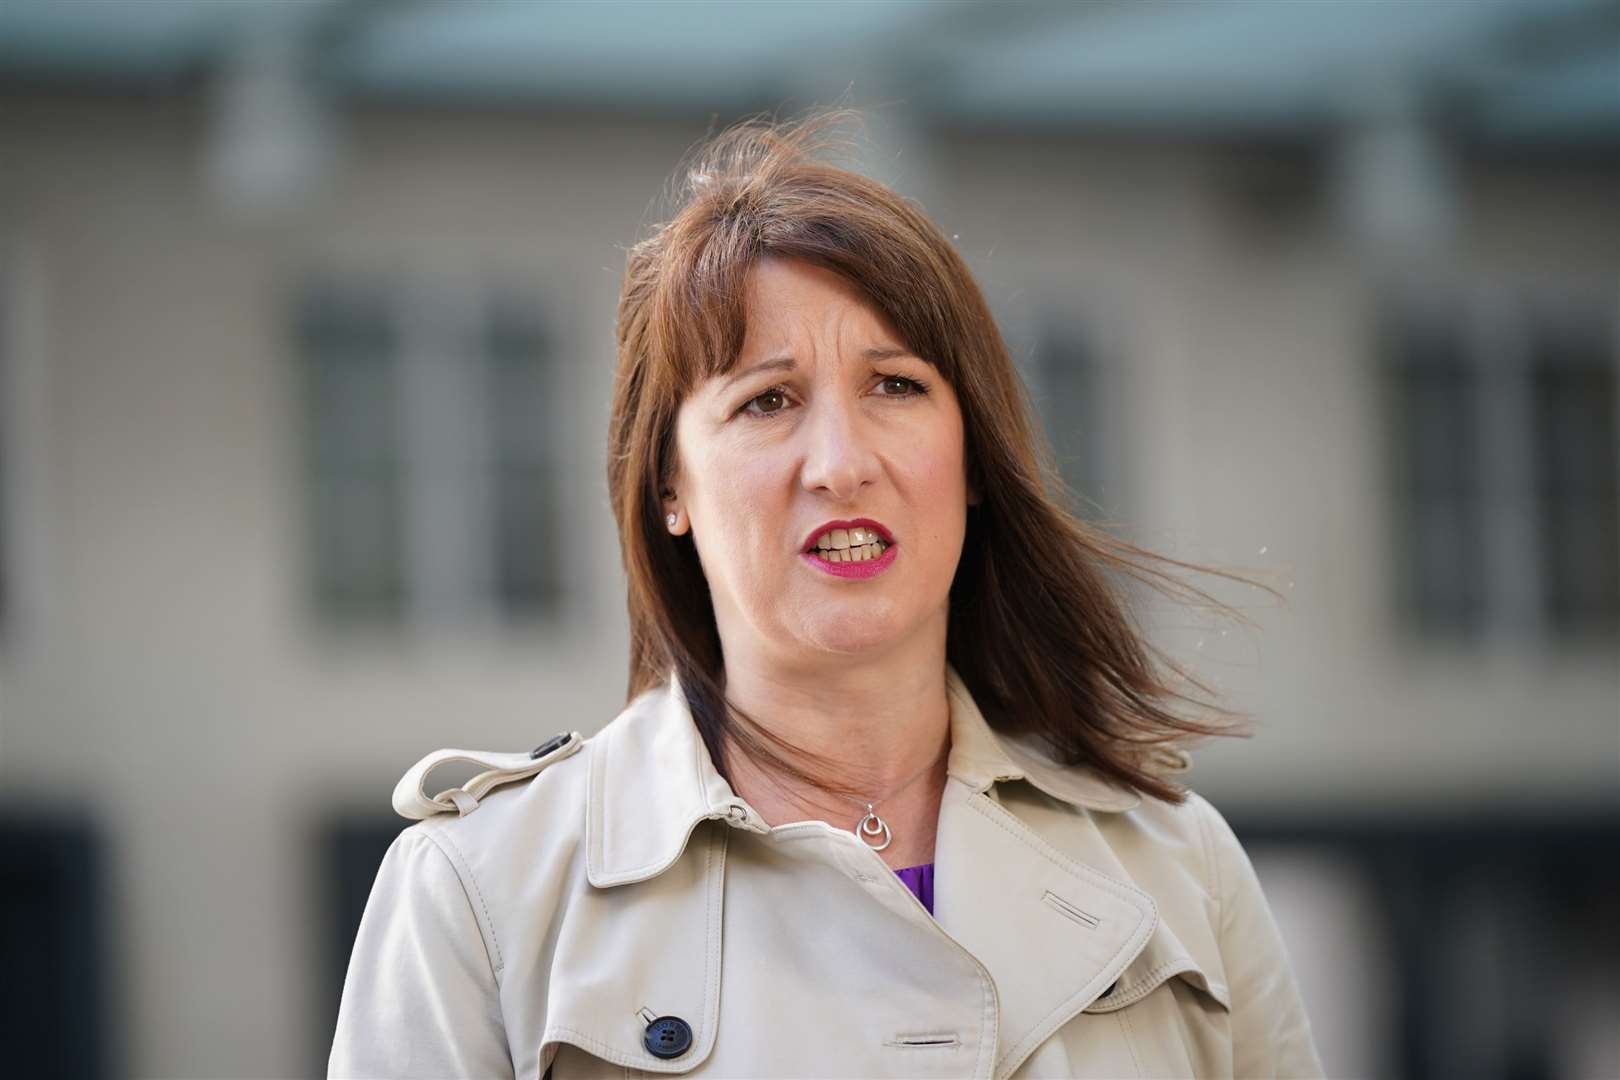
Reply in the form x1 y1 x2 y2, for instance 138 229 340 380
679 255 925 395
745 258 908 349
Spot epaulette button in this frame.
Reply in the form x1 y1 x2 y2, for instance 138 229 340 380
530 732 573 759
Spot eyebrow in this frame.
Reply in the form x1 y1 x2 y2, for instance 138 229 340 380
719 346 916 393
720 356 795 394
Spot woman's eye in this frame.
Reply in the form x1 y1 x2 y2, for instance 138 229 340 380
741 389 788 416
878 375 926 397
738 375 926 419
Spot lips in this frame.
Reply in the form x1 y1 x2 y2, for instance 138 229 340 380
800 518 896 553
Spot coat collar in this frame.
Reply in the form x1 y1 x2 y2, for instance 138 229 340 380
942 666 1143 813
585 663 1141 888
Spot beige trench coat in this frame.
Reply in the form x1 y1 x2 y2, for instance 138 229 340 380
330 666 1323 1079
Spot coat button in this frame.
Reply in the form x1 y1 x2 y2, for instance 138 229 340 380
529 732 571 759
643 1015 693 1059
1100 979 1118 998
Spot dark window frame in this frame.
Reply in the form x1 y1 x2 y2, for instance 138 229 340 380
293 271 568 631
1379 283 1619 644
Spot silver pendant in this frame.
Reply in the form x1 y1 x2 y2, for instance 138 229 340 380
854 804 892 851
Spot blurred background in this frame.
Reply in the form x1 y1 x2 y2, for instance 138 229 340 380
0 1 1616 1077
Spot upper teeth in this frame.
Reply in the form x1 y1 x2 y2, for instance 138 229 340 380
816 527 894 553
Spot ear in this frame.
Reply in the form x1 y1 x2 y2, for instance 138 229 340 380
660 488 689 535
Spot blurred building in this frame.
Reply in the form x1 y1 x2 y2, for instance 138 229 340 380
0 2 1615 1077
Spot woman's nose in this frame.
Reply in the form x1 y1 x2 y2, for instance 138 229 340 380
799 398 879 502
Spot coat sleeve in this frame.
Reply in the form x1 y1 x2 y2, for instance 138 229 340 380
1196 795 1325 1079
329 826 514 1080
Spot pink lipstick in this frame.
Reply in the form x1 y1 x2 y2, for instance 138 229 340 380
799 518 898 580
801 544 898 579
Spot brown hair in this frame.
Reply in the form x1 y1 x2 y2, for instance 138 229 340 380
607 113 1273 804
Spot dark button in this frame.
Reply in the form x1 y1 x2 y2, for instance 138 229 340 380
529 732 571 759
1100 979 1118 998
643 1015 693 1059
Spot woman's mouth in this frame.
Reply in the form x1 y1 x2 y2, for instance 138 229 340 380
800 526 898 579
806 526 890 562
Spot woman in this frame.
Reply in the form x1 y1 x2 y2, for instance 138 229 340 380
331 115 1323 1079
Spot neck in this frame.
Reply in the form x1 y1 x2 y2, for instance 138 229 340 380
715 633 952 869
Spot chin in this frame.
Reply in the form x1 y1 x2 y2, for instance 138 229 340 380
799 602 907 656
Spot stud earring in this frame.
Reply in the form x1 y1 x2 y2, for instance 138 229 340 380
666 513 678 529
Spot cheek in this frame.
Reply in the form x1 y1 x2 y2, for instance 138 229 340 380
696 445 780 519
903 426 969 518
688 441 789 572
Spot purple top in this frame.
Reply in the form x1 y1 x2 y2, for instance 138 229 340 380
893 862 935 915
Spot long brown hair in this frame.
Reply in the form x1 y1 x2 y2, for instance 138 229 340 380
608 112 1274 805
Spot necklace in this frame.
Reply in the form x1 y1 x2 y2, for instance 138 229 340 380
829 746 947 852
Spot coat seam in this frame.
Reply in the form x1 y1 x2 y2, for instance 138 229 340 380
1193 792 1235 1040
701 823 724 1062
420 822 506 979
1118 1007 1146 1076
1196 794 1223 929
977 949 995 1079
585 731 605 880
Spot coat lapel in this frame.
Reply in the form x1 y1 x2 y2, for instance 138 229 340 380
936 668 1159 1080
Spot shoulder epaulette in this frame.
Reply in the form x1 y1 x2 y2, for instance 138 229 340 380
392 731 585 820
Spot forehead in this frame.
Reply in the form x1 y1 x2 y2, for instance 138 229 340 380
734 257 904 358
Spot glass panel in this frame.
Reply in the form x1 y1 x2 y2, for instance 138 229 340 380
483 296 560 618
1530 316 1618 637
1383 312 1485 636
0 281 7 632
1033 325 1110 521
297 284 406 623
491 462 561 617
310 470 405 621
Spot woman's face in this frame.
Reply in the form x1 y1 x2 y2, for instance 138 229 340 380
668 256 976 669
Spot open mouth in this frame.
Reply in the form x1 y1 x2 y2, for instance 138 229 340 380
804 525 892 563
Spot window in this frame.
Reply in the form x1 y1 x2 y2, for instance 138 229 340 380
0 262 9 634
1382 309 1487 637
1381 288 1617 643
1023 311 1129 526
484 294 562 617
1529 311 1618 636
295 274 564 628
0 246 52 647
299 282 405 623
